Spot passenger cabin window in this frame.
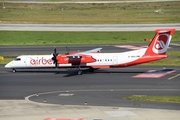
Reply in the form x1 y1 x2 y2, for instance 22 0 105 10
14 58 21 61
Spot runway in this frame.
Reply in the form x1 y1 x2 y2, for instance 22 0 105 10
1 24 180 31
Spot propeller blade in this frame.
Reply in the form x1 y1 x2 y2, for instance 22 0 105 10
54 48 57 55
55 62 58 68
65 46 69 55
52 47 58 68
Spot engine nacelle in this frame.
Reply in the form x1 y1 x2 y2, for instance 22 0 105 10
80 55 96 64
56 55 96 65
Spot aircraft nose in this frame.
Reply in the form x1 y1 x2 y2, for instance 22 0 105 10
5 62 11 68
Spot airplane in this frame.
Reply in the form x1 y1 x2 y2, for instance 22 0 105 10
5 28 176 75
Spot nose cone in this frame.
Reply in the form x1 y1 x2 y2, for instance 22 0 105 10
5 62 11 68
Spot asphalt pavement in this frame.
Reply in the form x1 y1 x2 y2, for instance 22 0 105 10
1 24 180 31
0 45 180 120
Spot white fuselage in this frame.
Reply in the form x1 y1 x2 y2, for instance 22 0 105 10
5 48 147 69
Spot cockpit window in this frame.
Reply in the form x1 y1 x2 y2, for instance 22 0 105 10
14 58 21 61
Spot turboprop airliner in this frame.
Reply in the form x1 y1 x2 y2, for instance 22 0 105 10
5 28 176 75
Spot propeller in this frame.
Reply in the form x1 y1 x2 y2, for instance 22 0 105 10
65 46 70 55
52 47 58 68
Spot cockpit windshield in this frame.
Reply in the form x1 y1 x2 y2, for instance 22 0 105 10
14 58 21 61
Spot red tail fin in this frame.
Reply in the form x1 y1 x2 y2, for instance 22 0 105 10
145 28 176 56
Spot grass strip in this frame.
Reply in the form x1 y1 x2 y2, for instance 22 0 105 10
122 96 180 103
141 51 180 66
0 31 180 46
0 57 14 65
141 58 180 66
1 2 180 24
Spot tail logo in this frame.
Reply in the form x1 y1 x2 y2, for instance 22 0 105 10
152 34 170 54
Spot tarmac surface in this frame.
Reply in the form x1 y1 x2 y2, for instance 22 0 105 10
0 45 180 120
1 44 180 55
1 24 180 31
0 100 180 120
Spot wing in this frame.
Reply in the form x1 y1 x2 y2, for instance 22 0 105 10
78 48 102 54
67 47 102 57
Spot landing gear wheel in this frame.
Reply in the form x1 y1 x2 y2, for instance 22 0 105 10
12 69 16 73
77 70 82 75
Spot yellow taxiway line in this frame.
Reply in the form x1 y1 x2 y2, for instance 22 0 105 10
168 74 180 80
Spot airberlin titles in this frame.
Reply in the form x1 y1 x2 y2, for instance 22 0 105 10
30 57 53 65
29 55 96 65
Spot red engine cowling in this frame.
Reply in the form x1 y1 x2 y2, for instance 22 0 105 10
56 55 69 64
80 55 96 64
56 55 96 65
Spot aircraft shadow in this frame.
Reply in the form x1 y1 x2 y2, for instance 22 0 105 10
7 69 145 77
59 69 144 77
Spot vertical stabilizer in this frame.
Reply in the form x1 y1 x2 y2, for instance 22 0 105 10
145 28 176 56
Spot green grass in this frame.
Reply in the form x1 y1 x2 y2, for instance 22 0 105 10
141 51 180 66
4 0 121 1
0 58 13 65
0 31 180 46
122 96 180 103
141 58 180 66
0 55 18 65
0 1 180 24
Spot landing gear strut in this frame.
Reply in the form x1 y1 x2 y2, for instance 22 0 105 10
77 65 82 75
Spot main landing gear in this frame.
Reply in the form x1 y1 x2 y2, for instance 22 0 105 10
77 67 95 75
77 66 82 75
68 66 83 75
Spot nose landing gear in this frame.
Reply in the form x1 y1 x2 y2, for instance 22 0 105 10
12 68 16 73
